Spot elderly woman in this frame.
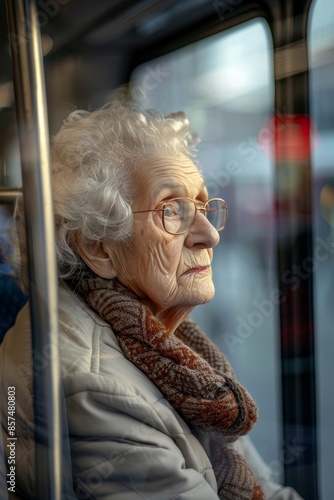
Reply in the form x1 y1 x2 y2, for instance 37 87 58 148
0 97 302 499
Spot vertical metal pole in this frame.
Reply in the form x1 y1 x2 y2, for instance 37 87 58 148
271 0 318 498
6 1 62 499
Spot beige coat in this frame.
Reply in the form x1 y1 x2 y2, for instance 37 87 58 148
0 284 302 499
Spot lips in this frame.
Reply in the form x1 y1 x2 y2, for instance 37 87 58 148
182 265 210 276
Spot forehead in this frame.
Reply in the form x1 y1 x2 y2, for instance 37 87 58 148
133 155 206 204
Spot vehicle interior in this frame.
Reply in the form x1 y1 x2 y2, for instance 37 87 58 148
1 1 333 498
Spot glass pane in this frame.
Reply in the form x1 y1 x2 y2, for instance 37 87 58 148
131 18 282 478
309 2 334 499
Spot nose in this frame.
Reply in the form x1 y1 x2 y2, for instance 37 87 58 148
184 211 220 249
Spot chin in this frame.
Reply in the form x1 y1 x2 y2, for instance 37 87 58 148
197 292 215 305
190 283 216 306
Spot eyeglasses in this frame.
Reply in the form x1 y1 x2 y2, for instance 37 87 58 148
132 197 228 235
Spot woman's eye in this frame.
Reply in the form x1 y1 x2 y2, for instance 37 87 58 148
164 202 179 218
164 205 176 217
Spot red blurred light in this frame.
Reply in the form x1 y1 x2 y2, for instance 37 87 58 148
259 114 315 161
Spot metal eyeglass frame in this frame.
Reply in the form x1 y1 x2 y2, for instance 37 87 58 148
132 196 228 235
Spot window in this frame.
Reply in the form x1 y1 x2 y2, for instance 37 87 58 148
309 1 334 498
131 18 283 479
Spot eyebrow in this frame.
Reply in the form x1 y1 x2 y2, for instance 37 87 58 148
152 180 207 200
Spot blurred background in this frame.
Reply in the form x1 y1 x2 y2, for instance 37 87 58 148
0 0 333 498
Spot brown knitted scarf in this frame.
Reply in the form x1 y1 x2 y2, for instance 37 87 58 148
73 275 264 499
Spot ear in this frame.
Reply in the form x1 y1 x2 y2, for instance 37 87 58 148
73 234 117 279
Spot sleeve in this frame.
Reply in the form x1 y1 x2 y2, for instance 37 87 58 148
64 372 220 500
234 436 304 500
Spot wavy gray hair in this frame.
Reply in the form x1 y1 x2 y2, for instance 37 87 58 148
15 97 198 287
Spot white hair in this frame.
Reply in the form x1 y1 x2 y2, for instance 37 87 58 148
15 96 198 288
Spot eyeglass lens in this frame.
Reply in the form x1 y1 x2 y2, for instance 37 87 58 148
163 198 227 234
206 199 227 232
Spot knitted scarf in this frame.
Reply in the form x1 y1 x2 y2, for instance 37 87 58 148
73 275 264 499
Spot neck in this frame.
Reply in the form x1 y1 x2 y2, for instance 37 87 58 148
115 277 195 333
147 303 194 334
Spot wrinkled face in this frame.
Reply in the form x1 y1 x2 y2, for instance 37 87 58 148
105 155 220 330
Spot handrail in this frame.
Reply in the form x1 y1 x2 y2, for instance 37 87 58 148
6 1 63 499
0 187 22 204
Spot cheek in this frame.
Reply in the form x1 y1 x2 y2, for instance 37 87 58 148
112 221 187 303
143 233 184 279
